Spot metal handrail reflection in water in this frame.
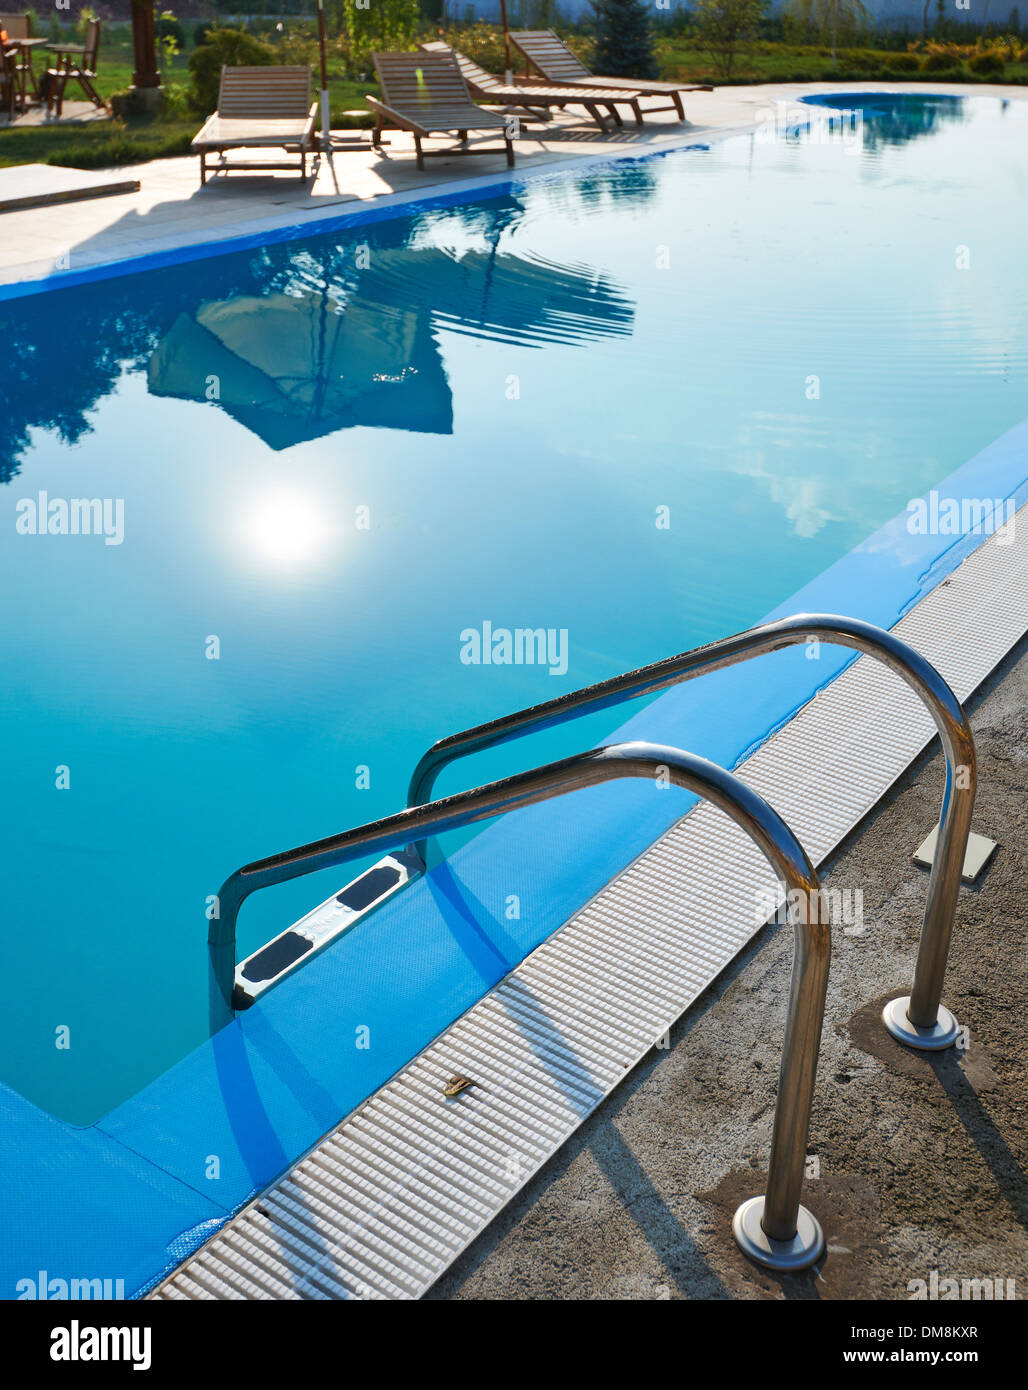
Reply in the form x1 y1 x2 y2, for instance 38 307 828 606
209 740 831 1271
407 613 976 1051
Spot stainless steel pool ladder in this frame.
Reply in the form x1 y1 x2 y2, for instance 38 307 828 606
207 613 976 1272
209 739 831 1271
408 612 976 1051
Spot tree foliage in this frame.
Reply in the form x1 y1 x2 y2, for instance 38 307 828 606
591 0 658 80
692 0 767 78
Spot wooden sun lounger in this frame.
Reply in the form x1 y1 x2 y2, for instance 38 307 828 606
192 66 318 184
419 40 641 130
510 30 713 122
367 51 515 169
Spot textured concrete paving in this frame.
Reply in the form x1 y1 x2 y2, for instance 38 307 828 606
429 638 1028 1300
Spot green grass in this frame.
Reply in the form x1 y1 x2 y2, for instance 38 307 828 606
2 33 1023 171
657 37 1028 85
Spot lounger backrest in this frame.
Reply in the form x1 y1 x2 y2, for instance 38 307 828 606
372 51 473 112
217 65 312 120
0 13 30 38
419 40 501 94
83 18 100 70
511 30 593 83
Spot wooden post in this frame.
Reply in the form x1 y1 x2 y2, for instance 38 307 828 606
131 0 161 89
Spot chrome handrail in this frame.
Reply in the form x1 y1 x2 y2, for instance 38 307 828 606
407 613 976 1048
210 740 830 1269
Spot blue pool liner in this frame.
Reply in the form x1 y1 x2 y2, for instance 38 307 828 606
3 404 1026 1299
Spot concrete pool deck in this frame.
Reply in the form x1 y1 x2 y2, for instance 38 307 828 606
1 80 1025 295
430 637 1028 1301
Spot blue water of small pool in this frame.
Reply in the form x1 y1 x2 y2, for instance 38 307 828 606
2 93 1027 1126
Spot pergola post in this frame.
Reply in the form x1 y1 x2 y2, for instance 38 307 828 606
131 0 162 91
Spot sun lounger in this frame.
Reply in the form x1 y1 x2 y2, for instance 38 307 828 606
419 39 641 129
367 51 515 169
510 29 712 121
191 65 318 184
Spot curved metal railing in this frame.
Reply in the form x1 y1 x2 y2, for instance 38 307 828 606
407 613 976 1044
209 740 830 1268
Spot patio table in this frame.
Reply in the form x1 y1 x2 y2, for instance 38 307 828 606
3 36 47 109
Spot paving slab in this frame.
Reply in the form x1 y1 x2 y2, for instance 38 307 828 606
0 161 139 213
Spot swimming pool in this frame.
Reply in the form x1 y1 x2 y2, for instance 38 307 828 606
2 93 1027 1130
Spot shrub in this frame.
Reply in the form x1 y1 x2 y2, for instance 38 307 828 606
187 27 277 113
277 22 322 70
193 22 214 48
968 51 1005 75
440 22 509 74
922 52 964 73
343 0 419 75
985 34 1026 62
885 51 919 71
156 16 186 50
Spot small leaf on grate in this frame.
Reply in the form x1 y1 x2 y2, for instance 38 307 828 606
443 1074 473 1098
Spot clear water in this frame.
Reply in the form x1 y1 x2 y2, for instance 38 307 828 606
2 94 1026 1124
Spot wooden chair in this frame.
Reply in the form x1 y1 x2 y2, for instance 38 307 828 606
1 13 37 110
367 51 515 170
510 29 712 122
0 13 30 39
419 40 641 130
45 17 104 117
191 66 318 184
1 41 17 119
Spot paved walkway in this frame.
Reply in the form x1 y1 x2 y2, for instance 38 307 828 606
0 98 107 128
3 80 1023 293
430 638 1028 1301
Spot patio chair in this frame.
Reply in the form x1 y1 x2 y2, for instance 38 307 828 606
191 65 318 185
367 51 515 169
419 39 641 130
1 42 16 119
510 29 712 122
44 16 104 117
0 13 30 39
2 13 39 111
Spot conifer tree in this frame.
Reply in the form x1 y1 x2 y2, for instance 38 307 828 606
591 0 659 80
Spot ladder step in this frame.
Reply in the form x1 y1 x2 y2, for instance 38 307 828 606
233 847 423 1009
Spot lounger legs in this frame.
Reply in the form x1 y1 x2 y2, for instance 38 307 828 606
630 100 643 128
672 91 685 120
414 134 424 170
505 134 514 168
200 150 206 185
300 149 306 183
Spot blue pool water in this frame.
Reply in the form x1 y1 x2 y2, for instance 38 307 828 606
2 94 1027 1126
